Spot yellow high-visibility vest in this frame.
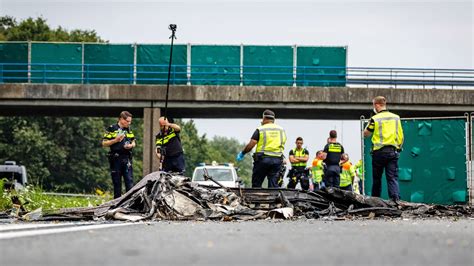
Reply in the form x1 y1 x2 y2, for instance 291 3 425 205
340 161 355 187
156 128 177 146
255 123 287 157
291 148 307 167
311 159 324 183
103 128 135 140
371 111 404 151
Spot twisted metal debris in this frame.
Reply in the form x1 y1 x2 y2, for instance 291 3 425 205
26 172 474 221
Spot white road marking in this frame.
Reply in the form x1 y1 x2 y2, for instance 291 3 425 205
0 222 135 240
0 222 95 232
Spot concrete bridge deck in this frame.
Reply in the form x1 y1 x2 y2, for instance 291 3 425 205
0 83 472 119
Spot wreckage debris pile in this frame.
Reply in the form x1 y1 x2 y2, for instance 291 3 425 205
35 172 473 221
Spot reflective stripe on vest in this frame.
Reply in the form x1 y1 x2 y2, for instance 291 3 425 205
103 130 135 140
255 123 287 157
340 162 355 187
371 111 404 151
328 143 342 153
291 148 307 167
311 159 324 183
156 129 177 146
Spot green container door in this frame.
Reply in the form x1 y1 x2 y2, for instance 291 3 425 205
364 118 468 205
136 44 187 84
31 43 82 84
296 47 346 86
0 42 28 83
84 44 134 84
191 45 240 85
243 46 293 86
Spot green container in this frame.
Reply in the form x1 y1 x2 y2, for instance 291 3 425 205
0 42 28 83
31 43 82 84
243 46 293 86
84 44 134 84
363 118 468 205
191 45 240 85
296 46 346 86
136 44 187 84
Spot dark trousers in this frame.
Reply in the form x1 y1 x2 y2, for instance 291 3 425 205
287 168 310 190
252 156 282 188
340 184 352 191
163 153 186 173
109 155 133 199
372 149 400 201
313 181 324 191
324 164 341 188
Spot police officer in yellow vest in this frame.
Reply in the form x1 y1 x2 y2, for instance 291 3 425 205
364 96 404 201
287 137 310 190
102 111 136 199
237 110 287 188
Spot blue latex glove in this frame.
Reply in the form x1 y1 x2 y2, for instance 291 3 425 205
236 152 245 162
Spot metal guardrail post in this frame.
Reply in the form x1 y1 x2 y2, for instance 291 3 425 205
81 42 85 84
360 115 366 195
129 64 133 84
240 43 243 86
468 112 474 206
293 44 297 87
27 42 32 83
133 43 137 85
187 43 191 85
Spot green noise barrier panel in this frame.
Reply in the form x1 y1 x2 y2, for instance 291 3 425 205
296 47 346 86
0 42 28 83
363 118 468 205
191 45 240 85
84 44 134 84
31 43 82 84
243 46 293 86
136 44 187 84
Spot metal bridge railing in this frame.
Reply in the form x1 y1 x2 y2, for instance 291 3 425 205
0 63 473 89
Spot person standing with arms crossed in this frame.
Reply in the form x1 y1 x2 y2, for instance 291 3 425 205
364 96 404 202
287 137 310 190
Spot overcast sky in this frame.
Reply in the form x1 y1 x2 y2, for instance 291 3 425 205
2 0 473 163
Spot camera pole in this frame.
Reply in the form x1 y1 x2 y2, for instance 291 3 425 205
164 24 177 120
158 24 177 171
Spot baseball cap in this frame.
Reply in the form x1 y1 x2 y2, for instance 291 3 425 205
262 109 276 120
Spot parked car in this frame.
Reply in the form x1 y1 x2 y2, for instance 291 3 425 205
0 161 27 190
192 162 243 188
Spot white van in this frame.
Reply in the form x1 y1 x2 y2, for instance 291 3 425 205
0 161 28 190
192 162 242 188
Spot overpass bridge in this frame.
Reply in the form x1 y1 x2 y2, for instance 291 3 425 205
1 83 473 173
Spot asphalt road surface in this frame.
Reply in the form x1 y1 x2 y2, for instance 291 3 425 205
1 218 473 266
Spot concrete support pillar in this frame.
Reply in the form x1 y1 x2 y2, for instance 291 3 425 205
143 107 161 175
